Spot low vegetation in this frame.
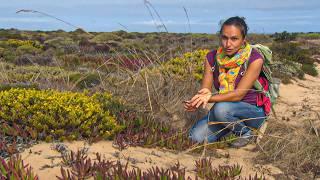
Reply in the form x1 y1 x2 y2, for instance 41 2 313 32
0 29 319 179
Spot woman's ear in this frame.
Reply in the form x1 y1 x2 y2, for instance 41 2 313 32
240 40 246 48
243 39 247 44
242 39 247 46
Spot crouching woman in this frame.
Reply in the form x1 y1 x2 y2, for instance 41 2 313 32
184 16 267 148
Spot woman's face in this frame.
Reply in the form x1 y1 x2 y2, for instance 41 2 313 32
220 25 245 56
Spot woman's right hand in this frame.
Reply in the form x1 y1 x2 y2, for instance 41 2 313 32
184 100 198 112
184 88 212 112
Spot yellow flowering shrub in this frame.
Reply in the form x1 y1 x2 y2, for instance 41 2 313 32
16 44 42 55
5 39 43 49
162 49 209 81
0 88 124 141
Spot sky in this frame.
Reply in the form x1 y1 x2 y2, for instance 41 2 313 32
0 0 319 34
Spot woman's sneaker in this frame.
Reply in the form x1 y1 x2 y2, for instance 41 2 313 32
230 130 253 148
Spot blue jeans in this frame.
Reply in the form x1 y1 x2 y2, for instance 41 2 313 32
189 102 266 143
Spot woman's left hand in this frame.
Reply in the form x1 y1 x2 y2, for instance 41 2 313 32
190 88 212 108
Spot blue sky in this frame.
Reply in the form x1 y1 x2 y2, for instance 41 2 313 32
0 0 319 33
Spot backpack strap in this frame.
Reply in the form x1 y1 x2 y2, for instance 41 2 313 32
243 47 264 92
243 47 253 72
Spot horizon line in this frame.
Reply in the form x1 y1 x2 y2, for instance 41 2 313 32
1 27 319 35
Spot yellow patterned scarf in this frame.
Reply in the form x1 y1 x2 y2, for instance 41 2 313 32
216 43 251 94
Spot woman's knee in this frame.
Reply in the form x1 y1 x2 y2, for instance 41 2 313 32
210 102 234 121
189 119 208 143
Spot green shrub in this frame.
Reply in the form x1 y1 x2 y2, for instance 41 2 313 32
0 62 77 83
247 33 272 44
0 47 5 55
122 39 146 50
0 30 23 39
92 33 122 43
0 88 123 141
0 83 39 91
69 73 101 89
1 49 16 62
272 31 297 42
272 42 315 64
297 33 320 40
270 42 318 80
0 41 9 49
16 44 42 55
113 30 134 39
32 32 49 43
44 37 76 51
271 43 313 64
58 54 106 69
59 54 81 68
301 64 318 76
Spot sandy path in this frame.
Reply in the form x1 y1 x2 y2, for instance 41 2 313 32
19 64 320 179
275 64 320 128
21 141 283 179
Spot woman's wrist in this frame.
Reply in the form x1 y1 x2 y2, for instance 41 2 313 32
199 87 211 92
208 95 216 103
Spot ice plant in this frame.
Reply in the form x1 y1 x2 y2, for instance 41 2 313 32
0 154 38 180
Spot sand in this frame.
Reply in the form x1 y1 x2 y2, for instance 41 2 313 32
21 141 284 179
